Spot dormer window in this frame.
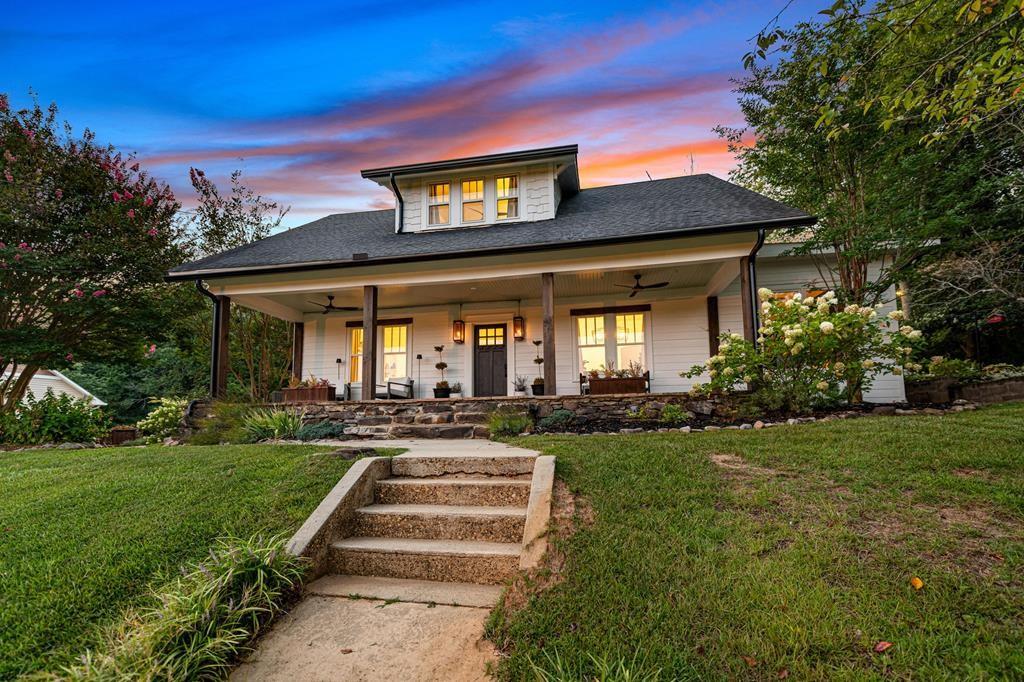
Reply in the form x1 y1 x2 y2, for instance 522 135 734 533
461 179 484 222
428 182 450 226
496 175 519 220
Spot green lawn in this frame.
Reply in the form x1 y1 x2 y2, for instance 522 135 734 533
492 403 1024 680
0 444 363 679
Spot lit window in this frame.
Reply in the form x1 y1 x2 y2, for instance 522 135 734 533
349 327 363 383
615 313 645 371
496 175 518 220
428 182 450 226
477 325 505 346
462 179 484 222
382 325 408 380
576 316 605 373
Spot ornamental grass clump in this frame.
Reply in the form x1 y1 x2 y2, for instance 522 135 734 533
61 534 306 681
241 408 303 441
684 289 923 414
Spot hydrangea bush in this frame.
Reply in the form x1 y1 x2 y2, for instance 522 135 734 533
683 288 924 413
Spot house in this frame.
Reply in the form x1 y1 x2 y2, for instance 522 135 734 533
7 368 106 407
167 144 906 404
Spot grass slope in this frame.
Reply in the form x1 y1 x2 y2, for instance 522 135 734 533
493 403 1024 680
0 444 354 679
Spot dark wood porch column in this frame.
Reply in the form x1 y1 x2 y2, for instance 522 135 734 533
739 256 755 342
361 286 378 400
706 296 720 355
211 295 230 399
290 322 304 380
541 272 556 395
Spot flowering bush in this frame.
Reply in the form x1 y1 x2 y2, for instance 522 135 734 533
683 289 924 413
136 397 189 444
0 390 109 445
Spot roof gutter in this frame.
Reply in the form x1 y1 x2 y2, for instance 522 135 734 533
389 172 404 234
165 214 816 282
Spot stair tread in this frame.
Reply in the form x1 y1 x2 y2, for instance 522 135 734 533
308 575 504 607
333 536 521 556
379 477 531 487
356 503 527 517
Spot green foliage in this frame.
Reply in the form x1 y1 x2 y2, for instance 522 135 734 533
658 403 689 424
537 409 575 432
910 356 983 381
241 409 303 442
62 534 305 680
0 391 108 445
685 289 923 413
488 408 533 439
295 420 349 441
135 397 188 444
0 95 186 411
530 650 662 682
187 402 253 445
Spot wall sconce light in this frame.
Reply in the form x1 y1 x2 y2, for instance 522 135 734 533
513 300 526 341
453 305 466 344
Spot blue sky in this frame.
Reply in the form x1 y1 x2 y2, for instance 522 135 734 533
3 0 818 226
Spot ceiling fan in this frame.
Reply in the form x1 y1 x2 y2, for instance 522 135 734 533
616 273 670 298
307 295 359 314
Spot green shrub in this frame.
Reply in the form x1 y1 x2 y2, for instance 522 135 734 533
0 391 109 445
135 397 188 444
908 356 982 381
530 651 662 682
295 420 349 441
488 408 533 439
242 409 303 442
658 403 689 424
537 409 574 432
187 402 253 445
62 534 305 680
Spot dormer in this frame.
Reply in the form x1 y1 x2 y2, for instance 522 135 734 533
361 145 580 233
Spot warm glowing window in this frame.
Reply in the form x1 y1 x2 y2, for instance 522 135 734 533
477 326 505 346
428 182 450 226
382 325 408 380
615 313 645 370
496 175 519 220
576 316 605 373
461 179 484 223
349 327 363 383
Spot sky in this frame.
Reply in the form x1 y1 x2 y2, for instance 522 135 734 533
2 0 818 228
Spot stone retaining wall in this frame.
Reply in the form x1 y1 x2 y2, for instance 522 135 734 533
906 377 1024 405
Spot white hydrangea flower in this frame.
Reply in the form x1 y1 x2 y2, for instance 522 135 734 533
908 330 922 340
708 369 717 378
791 343 803 355
784 337 795 347
834 361 846 372
900 325 914 335
844 304 859 314
862 359 875 369
758 287 773 301
816 381 829 391
756 335 765 344
793 292 803 302
819 321 834 334
730 332 742 341
762 301 771 313
720 341 731 352
723 367 734 377
888 310 904 321
743 374 753 383
892 367 903 375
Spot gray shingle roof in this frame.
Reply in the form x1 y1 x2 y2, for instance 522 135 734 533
167 174 813 279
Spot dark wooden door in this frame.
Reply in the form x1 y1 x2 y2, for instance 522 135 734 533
474 324 507 397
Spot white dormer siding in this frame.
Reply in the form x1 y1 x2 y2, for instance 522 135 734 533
397 162 558 233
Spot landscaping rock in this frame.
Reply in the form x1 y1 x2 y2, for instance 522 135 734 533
57 442 89 450
705 425 721 431
739 423 753 430
753 421 764 429
327 447 377 460
872 405 897 416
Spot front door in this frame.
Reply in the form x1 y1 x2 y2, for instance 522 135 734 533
474 324 507 397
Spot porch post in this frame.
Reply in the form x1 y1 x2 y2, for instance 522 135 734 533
361 286 378 400
706 296 720 355
541 272 556 395
212 295 230 399
290 322 304 380
739 256 755 342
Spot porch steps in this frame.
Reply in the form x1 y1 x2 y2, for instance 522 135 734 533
329 537 521 584
375 477 531 507
352 504 527 542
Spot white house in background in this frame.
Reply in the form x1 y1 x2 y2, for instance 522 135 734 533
167 144 906 403
16 368 106 407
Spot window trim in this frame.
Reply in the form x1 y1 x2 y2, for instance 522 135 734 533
427 181 451 227
572 310 653 376
345 320 414 383
495 173 520 221
460 177 485 224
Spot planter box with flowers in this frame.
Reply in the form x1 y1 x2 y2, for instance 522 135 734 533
585 361 649 395
280 376 336 403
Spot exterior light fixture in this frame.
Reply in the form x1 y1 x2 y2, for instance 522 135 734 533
513 301 525 341
453 305 466 344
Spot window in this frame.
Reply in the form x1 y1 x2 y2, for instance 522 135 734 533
428 182 450 226
461 178 484 222
349 327 363 383
576 316 606 373
381 325 408 380
615 313 645 371
496 174 519 220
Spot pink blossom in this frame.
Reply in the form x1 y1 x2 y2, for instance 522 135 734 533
65 353 74 362
3 150 15 163
3 169 12 183
17 242 29 250
92 289 106 297
0 242 5 249
146 343 157 356
55 189 63 200
130 162 140 172
124 190 133 200
21 127 34 141
127 209 136 219
73 288 84 298
147 228 158 237
144 196 153 207
0 94 7 112
13 254 21 262
112 191 122 202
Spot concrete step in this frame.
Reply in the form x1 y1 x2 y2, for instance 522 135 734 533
329 537 520 585
353 503 527 542
375 477 531 507
307 574 503 608
391 455 536 477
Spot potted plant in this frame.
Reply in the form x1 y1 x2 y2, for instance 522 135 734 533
532 339 545 395
433 345 451 398
450 382 463 398
589 360 648 395
512 375 528 397
280 375 336 402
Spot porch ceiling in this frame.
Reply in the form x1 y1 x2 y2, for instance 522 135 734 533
244 261 729 315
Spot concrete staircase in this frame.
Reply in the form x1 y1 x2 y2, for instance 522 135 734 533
296 450 553 607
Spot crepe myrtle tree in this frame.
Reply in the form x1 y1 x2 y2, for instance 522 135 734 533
684 288 924 413
0 95 184 412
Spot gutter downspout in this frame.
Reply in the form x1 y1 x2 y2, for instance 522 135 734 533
748 227 766 344
389 172 404 234
195 279 221 397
